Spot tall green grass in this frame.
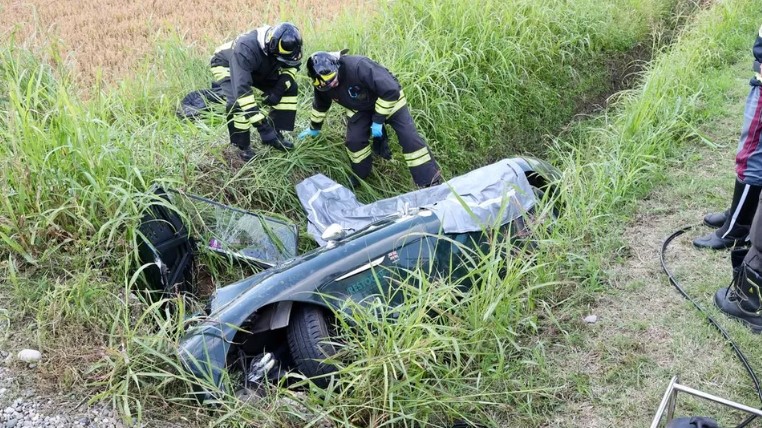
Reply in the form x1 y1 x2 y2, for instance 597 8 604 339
309 0 682 171
0 0 748 425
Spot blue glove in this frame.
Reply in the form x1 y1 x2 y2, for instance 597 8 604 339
298 128 321 139
370 122 384 139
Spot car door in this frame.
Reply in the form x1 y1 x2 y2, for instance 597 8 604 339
318 234 437 310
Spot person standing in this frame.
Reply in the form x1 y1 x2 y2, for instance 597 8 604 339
695 24 762 249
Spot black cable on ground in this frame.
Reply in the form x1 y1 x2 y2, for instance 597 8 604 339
660 225 762 428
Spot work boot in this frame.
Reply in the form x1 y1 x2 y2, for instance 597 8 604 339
256 120 293 151
239 147 255 162
703 210 727 229
263 131 294 151
693 179 761 249
714 248 762 333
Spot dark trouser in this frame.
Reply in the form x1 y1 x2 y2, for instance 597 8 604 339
213 71 297 150
745 196 762 272
345 106 441 187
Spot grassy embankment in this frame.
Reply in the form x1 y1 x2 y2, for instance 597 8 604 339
0 0 743 425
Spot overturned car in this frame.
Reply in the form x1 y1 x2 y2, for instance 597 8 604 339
138 157 560 398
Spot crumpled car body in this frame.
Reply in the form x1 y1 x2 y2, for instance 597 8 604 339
176 156 560 397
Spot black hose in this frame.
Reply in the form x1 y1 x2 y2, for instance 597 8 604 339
660 225 761 427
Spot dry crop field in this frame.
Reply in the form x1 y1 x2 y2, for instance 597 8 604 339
0 0 363 84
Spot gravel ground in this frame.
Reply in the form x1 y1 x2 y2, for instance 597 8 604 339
0 350 130 428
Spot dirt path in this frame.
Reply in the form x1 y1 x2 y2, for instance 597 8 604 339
535 66 762 427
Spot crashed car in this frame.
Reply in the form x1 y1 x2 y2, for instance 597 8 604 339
138 157 560 398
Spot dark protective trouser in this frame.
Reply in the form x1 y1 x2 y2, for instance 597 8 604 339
745 195 762 272
211 65 297 150
345 106 441 187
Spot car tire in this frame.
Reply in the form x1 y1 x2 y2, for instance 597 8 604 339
287 304 338 388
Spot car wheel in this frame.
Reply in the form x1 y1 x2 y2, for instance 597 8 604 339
287 304 338 387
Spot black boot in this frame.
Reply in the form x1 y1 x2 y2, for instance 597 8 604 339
703 210 727 229
694 179 761 249
714 248 762 333
238 147 255 162
257 121 294 151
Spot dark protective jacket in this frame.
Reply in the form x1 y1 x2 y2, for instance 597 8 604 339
752 24 762 86
211 26 297 124
309 55 407 129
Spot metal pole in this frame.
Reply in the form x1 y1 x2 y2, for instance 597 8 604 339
672 383 762 417
651 376 679 428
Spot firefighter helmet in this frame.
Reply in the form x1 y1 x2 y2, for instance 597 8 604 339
307 51 341 92
265 23 303 67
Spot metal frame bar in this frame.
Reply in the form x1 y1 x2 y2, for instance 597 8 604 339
651 376 762 428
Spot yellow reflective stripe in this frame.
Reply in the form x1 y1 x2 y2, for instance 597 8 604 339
403 147 430 161
374 100 395 115
211 66 230 81
272 95 297 111
389 94 407 116
375 98 397 108
404 147 432 167
759 24 762 37
310 109 327 123
248 113 266 125
345 108 357 118
280 67 297 79
238 94 258 110
347 145 372 163
272 104 297 111
375 91 407 117
406 153 432 168
233 115 249 130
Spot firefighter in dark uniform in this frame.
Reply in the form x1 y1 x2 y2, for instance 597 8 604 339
210 23 302 161
297 51 442 188
695 24 762 249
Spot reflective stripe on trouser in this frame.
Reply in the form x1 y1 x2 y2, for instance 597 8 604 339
216 73 251 149
722 182 752 239
346 113 375 179
345 143 373 179
226 110 251 150
387 106 440 187
345 106 440 186
736 85 762 185
267 80 298 131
